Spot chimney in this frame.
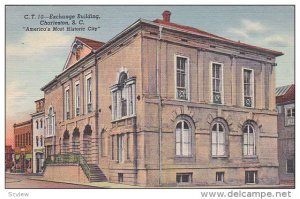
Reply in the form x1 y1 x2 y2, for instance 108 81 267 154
162 10 171 22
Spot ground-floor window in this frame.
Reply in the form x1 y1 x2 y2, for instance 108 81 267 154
118 173 124 183
245 171 257 184
176 173 192 184
286 159 295 174
216 172 224 182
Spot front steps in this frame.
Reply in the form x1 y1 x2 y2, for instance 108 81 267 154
88 164 107 182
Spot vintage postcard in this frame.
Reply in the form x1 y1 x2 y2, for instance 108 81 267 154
4 4 295 198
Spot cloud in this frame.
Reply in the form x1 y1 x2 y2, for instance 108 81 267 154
6 31 73 58
228 19 268 39
264 34 293 47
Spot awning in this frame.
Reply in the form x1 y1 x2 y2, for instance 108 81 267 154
26 154 32 159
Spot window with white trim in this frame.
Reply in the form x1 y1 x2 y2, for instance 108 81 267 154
47 107 55 137
117 134 125 163
86 75 92 113
216 172 224 182
64 88 70 120
75 82 80 116
175 56 189 100
243 124 255 156
212 63 223 104
111 72 136 121
285 107 295 126
245 171 257 184
176 173 192 184
175 120 192 156
243 69 254 107
212 123 226 156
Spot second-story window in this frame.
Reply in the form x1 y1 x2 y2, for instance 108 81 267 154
86 75 92 113
75 82 80 116
64 88 70 120
243 69 254 108
47 107 55 137
36 136 39 147
285 107 295 126
176 56 189 101
212 63 223 104
111 71 136 121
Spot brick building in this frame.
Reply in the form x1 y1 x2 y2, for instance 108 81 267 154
31 98 45 173
42 11 282 186
13 120 33 173
276 84 295 184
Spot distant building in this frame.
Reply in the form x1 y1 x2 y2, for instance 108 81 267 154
276 84 295 183
31 98 45 173
14 120 33 173
5 145 14 172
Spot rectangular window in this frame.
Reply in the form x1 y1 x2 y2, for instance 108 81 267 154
36 136 39 147
245 171 257 184
176 56 188 100
117 134 124 163
86 77 92 113
176 173 192 184
75 82 80 116
118 173 124 183
40 136 43 147
65 88 70 120
285 107 295 126
243 69 254 107
287 159 295 173
111 135 114 160
212 63 223 104
216 172 224 182
112 92 118 120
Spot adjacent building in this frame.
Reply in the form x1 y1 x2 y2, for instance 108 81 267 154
42 11 282 186
31 98 45 173
13 120 33 173
5 145 14 172
276 84 295 184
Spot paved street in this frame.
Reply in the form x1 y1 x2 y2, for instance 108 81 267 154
5 173 99 189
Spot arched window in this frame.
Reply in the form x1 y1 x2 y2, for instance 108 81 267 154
119 72 128 117
212 123 225 156
40 119 43 128
243 123 255 156
111 70 136 120
36 120 39 129
47 107 55 137
175 120 192 156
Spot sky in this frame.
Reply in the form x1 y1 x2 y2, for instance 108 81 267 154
5 5 295 147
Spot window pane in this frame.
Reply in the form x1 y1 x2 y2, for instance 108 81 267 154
218 144 225 155
212 131 217 144
182 143 189 156
175 128 181 142
219 131 225 144
176 143 181 155
243 133 248 144
243 145 248 155
182 129 189 143
176 73 180 87
212 144 217 155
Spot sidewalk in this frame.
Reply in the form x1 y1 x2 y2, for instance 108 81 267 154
29 176 141 188
29 176 294 189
